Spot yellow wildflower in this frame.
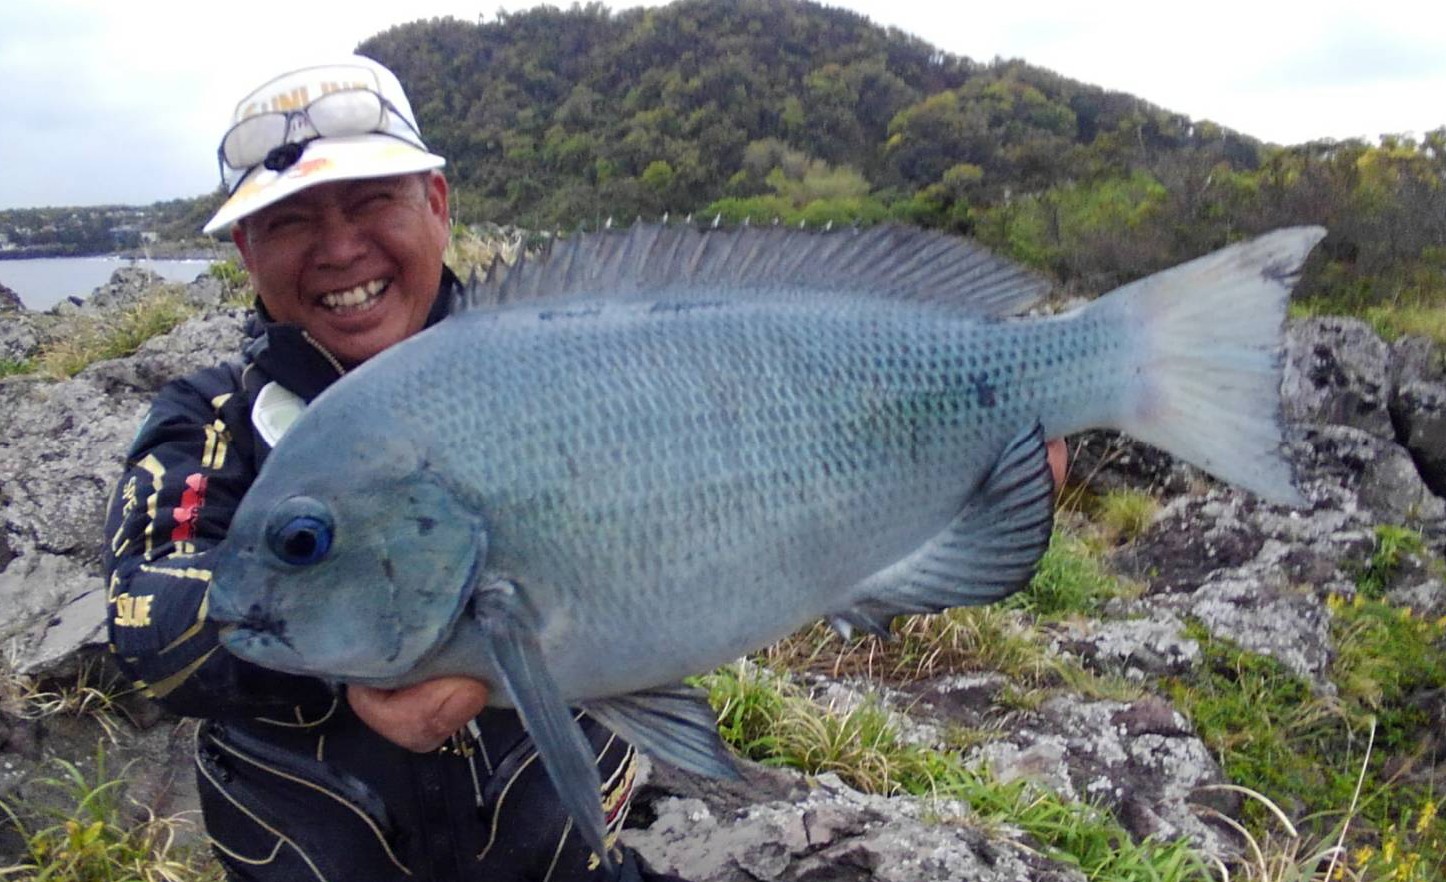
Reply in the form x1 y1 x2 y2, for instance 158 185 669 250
1416 799 1437 834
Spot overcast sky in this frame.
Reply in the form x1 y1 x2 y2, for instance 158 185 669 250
2 0 1442 211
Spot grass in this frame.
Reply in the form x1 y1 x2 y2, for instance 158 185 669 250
1291 298 1446 347
1354 524 1428 599
1092 488 1161 545
35 289 196 378
1362 303 1446 346
0 744 222 882
444 224 527 281
761 520 1131 688
0 657 136 745
699 662 1213 882
1163 606 1446 880
0 358 34 378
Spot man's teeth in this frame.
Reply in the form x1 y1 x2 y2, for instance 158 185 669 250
320 279 387 310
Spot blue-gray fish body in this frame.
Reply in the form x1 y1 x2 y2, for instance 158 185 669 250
208 224 1321 866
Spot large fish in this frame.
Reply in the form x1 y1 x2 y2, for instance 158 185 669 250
209 223 1321 867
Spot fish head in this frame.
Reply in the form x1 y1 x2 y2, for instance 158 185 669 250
209 431 486 686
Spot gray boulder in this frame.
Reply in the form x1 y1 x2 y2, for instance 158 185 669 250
0 312 246 676
0 314 43 363
1391 381 1446 498
969 696 1241 858
82 266 166 313
0 281 22 312
1391 335 1445 389
1283 317 1394 440
182 274 228 310
626 768 1083 882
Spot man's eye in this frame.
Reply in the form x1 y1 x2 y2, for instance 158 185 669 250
354 192 394 212
264 214 307 233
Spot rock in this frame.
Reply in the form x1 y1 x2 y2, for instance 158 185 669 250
78 311 248 397
968 696 1241 860
183 274 227 310
1052 613 1201 680
624 773 1084 882
0 313 243 676
1172 575 1334 683
0 374 149 674
1065 430 1200 497
0 281 22 312
1283 318 1394 440
1391 381 1446 497
1391 335 1445 389
1295 424 1446 523
81 266 165 313
0 314 42 363
1388 578 1446 619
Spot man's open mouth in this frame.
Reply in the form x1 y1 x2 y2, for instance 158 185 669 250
320 278 389 314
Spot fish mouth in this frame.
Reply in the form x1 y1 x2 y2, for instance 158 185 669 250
217 621 312 675
213 595 307 662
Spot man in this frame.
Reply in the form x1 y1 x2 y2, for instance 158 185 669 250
103 56 675 882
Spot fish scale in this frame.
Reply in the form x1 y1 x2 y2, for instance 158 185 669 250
209 223 1324 870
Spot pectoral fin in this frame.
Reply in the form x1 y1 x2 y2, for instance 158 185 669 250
830 421 1055 638
471 579 614 872
583 684 739 780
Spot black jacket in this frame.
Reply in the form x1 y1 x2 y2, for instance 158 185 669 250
103 270 666 882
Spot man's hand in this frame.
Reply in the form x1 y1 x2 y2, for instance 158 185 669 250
347 676 490 753
1046 438 1067 490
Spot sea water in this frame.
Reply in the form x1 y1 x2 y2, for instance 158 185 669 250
0 256 217 312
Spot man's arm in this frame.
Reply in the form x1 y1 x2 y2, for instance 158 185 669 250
104 371 330 719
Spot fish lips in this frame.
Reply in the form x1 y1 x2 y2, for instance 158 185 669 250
208 576 312 674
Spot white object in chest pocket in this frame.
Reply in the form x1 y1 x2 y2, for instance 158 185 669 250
251 381 307 447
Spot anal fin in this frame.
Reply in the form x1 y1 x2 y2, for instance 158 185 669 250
583 684 739 781
831 422 1055 637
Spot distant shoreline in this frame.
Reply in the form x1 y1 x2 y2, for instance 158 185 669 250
0 241 238 262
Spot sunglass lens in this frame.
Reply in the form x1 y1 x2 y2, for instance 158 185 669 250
222 113 290 170
307 89 385 138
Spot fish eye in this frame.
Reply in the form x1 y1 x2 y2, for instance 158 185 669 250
265 498 335 567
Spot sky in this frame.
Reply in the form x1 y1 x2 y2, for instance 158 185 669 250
1 0 1443 211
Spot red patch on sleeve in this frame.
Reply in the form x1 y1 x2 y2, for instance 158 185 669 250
171 473 208 543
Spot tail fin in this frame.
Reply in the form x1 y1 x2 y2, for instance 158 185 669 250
1102 227 1324 506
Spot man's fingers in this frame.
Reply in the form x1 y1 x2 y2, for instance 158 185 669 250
348 677 490 753
1046 438 1067 491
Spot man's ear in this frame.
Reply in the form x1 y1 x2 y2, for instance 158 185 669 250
231 223 254 271
425 172 451 249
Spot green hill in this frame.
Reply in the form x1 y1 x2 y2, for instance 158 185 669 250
359 0 1444 333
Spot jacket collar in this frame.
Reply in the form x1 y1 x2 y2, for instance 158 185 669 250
243 266 461 403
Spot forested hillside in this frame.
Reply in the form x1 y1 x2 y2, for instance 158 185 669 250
360 0 1444 334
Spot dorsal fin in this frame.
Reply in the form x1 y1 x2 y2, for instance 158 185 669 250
458 222 1049 317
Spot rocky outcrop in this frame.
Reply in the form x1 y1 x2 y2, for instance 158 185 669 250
1393 382 1446 497
0 282 22 313
627 767 1084 882
80 266 167 313
1 276 1444 878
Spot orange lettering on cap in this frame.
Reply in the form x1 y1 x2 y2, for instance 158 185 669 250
270 86 309 112
320 80 370 94
285 157 333 179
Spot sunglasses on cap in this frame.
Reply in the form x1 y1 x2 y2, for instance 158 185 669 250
217 88 425 189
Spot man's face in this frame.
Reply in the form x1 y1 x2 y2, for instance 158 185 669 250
233 173 451 367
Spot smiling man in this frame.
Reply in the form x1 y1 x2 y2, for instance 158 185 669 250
103 56 678 882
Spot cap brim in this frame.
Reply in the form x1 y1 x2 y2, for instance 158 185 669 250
203 135 445 234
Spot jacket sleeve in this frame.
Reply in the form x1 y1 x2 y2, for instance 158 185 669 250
102 367 332 720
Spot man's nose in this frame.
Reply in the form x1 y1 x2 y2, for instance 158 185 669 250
313 212 368 267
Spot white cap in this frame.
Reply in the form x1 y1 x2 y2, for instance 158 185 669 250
203 56 445 234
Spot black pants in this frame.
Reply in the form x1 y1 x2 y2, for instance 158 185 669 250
195 704 685 882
